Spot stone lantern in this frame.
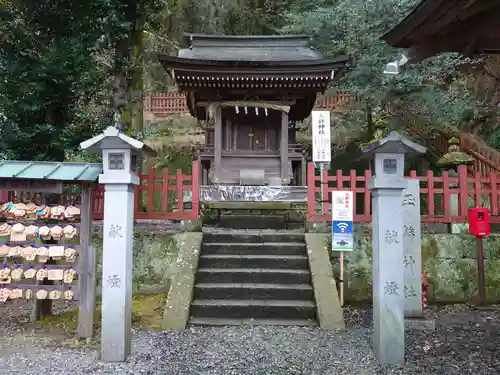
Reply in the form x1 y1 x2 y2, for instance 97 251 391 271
80 126 156 362
436 136 474 171
437 137 474 233
360 131 426 365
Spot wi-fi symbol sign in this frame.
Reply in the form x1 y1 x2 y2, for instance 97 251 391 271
336 222 349 233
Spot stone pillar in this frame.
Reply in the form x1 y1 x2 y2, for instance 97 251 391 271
79 126 156 362
281 111 289 184
371 187 406 365
101 184 135 361
402 180 423 317
360 130 426 366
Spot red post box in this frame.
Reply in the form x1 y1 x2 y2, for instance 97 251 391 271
468 207 490 237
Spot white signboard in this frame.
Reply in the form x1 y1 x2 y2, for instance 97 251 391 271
332 191 354 252
311 110 331 162
332 190 353 221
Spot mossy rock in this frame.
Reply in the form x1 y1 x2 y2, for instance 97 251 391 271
29 293 168 334
436 151 474 167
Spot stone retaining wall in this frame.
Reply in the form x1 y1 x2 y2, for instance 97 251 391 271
90 221 500 303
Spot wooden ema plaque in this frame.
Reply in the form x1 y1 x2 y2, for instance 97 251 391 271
0 202 81 304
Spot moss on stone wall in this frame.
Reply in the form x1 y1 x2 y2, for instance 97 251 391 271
326 232 500 303
91 231 181 291
90 224 500 304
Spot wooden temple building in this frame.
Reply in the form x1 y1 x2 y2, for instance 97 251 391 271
382 0 500 61
160 33 348 201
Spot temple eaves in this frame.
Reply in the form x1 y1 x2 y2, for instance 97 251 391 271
382 0 500 61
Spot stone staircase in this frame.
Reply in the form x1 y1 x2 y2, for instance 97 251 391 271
189 230 317 326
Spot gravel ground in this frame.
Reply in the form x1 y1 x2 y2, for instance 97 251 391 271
1 300 500 375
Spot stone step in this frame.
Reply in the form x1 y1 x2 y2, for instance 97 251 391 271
189 317 317 326
194 283 314 300
190 299 316 320
198 254 309 269
201 242 306 256
218 215 285 230
203 232 305 244
196 268 311 284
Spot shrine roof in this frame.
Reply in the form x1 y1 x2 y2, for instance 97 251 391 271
178 33 324 62
360 131 426 156
0 161 102 182
160 33 349 75
159 33 350 122
80 126 156 156
158 55 349 73
382 0 500 58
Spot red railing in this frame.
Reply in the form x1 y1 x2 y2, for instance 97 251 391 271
307 163 500 223
460 133 500 175
143 91 355 114
402 111 500 176
143 92 189 114
92 160 200 221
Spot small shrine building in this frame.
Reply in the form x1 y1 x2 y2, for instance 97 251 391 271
160 33 348 201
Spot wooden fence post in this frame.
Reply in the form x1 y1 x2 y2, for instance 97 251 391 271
191 160 200 220
489 172 498 216
162 168 170 214
176 169 183 214
457 165 469 219
363 169 372 221
78 184 96 339
307 162 316 221
426 170 435 217
147 167 155 215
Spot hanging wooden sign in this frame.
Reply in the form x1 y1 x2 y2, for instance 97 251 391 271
0 179 63 194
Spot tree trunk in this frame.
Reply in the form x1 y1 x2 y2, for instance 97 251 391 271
129 28 144 134
111 15 144 135
366 102 374 172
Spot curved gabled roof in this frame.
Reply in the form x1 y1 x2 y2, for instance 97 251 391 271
159 33 350 122
179 33 325 61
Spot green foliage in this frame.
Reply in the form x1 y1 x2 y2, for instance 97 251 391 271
0 1 109 160
283 0 490 137
2 0 498 165
0 0 170 160
218 0 290 35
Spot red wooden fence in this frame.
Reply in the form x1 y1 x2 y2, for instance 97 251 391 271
91 160 200 221
143 91 355 114
402 110 500 176
307 163 500 223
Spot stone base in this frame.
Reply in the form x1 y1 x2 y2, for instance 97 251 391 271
162 233 203 331
404 317 436 331
305 234 345 330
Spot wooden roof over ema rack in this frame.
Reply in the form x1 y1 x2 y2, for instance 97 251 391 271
159 33 349 121
382 0 500 61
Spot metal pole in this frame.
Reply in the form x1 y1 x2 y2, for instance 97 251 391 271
476 236 486 305
340 251 345 307
320 163 325 215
